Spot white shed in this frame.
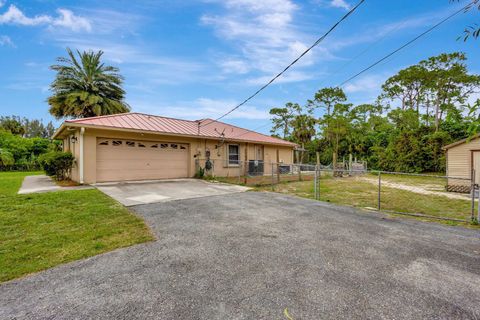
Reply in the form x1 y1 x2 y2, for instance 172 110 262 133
444 135 480 193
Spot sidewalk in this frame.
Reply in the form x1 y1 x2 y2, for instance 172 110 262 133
18 175 93 194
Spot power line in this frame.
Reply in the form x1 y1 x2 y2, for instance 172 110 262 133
229 1 471 139
337 2 469 88
316 19 407 89
200 0 366 128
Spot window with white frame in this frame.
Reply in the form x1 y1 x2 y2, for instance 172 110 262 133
228 144 239 165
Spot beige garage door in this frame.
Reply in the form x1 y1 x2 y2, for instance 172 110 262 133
96 138 189 182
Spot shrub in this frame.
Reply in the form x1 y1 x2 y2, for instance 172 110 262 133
39 151 74 181
0 148 14 168
194 167 205 178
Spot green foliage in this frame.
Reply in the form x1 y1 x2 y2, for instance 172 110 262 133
195 167 205 178
48 48 130 119
38 151 74 181
0 149 14 167
269 105 294 138
0 171 154 282
269 52 480 173
0 116 25 135
451 0 480 41
0 129 57 171
0 116 55 138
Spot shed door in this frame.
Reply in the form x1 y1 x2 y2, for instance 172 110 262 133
474 151 480 184
96 138 189 182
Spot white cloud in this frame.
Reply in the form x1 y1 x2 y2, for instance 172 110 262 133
330 0 351 10
132 97 270 120
0 34 14 47
0 5 51 25
0 0 5 8
0 5 91 32
247 71 315 85
53 37 209 87
343 74 385 94
219 58 250 74
201 0 328 80
75 9 142 35
328 9 448 51
51 9 91 32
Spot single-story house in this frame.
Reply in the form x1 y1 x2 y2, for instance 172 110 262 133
444 135 480 193
53 112 297 184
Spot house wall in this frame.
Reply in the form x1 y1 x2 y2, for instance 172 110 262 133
446 137 480 191
63 133 80 182
63 127 295 184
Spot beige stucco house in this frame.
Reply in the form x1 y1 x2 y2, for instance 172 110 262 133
444 135 480 193
53 112 297 184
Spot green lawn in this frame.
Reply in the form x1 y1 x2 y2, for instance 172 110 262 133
0 171 154 283
255 175 478 227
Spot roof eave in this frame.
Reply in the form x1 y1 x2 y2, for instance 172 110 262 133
443 134 480 150
52 122 297 147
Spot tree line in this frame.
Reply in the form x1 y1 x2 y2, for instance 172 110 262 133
269 52 480 173
0 116 55 138
0 117 58 170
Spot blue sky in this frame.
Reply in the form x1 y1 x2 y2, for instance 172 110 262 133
0 0 479 134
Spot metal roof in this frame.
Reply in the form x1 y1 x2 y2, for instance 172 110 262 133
443 134 480 150
63 112 297 147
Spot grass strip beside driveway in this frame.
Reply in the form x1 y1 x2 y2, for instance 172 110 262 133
256 176 477 227
0 172 154 283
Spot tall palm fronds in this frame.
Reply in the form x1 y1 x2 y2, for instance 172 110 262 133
48 48 130 119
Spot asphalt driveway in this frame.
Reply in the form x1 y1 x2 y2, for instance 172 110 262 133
1 192 480 319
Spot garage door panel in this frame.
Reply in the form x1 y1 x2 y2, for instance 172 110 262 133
96 138 189 182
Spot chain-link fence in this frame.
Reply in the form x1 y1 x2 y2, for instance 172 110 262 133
310 169 477 223
196 159 480 222
195 158 478 223
194 159 317 186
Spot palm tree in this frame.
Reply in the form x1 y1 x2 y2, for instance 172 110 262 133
48 48 130 119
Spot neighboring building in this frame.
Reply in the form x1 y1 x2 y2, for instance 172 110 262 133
53 112 297 184
444 135 480 193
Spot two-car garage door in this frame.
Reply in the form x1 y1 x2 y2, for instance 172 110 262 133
96 138 189 182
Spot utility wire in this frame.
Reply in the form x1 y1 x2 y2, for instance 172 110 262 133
229 1 470 139
316 19 407 89
337 2 470 88
200 0 366 128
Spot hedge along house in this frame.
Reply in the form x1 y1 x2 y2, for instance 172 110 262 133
52 113 297 184
444 135 480 193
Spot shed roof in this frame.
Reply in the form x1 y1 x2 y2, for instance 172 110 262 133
443 134 480 150
55 112 297 147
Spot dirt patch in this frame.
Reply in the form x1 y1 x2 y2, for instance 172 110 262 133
359 177 470 201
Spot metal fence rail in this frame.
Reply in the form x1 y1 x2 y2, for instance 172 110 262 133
194 159 478 223
312 168 476 223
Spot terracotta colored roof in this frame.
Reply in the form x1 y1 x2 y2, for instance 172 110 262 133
63 112 296 147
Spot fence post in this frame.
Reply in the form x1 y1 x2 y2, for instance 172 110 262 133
271 162 274 191
378 171 381 211
477 186 480 223
317 166 321 200
314 166 317 200
238 161 241 185
471 169 475 222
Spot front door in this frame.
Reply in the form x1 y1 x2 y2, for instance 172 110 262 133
255 145 264 161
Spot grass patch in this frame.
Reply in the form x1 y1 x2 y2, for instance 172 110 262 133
0 171 42 196
0 172 154 283
255 175 478 227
